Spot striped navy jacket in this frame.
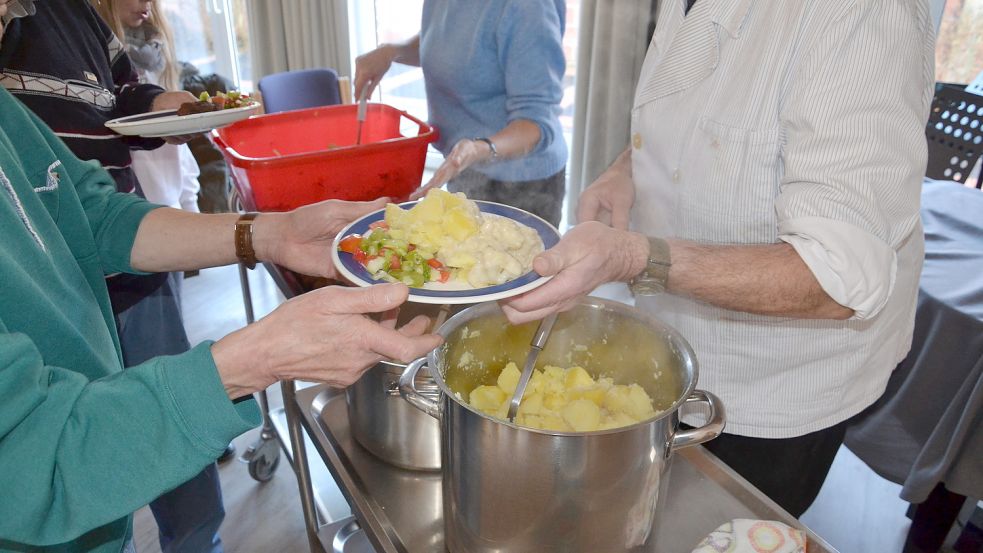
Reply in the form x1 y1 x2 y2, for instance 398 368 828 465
0 0 165 193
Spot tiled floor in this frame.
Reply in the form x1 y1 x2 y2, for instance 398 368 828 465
133 264 923 553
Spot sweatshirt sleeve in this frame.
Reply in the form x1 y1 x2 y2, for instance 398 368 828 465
0 325 260 546
24 106 161 274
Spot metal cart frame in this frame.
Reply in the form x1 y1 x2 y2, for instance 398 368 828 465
230 186 328 553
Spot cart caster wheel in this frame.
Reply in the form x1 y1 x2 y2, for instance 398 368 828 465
247 450 280 482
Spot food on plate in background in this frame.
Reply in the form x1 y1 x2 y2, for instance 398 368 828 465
466 362 660 432
337 189 544 288
176 100 219 116
176 90 255 116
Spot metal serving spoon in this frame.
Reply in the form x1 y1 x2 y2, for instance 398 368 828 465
506 313 558 422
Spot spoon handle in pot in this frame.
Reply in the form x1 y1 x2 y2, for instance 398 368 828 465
506 312 558 421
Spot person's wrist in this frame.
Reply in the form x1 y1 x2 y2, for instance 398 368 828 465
250 213 286 265
212 327 267 400
149 91 166 112
623 231 651 281
627 234 672 295
383 43 403 64
473 137 498 162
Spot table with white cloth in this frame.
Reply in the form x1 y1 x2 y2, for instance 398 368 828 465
845 178 983 548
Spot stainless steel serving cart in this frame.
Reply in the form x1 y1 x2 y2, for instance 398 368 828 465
292 384 841 553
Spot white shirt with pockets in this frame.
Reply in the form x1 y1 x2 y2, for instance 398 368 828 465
629 0 935 438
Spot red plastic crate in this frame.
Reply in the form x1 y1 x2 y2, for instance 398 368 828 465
211 103 437 212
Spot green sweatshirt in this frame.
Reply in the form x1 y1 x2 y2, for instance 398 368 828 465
0 90 259 551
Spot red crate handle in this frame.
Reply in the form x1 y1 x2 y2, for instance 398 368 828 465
397 109 437 140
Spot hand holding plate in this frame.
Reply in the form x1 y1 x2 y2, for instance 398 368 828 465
500 221 650 324
255 197 390 280
211 283 444 398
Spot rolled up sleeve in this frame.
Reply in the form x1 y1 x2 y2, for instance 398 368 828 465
780 218 897 318
497 0 566 153
776 0 933 319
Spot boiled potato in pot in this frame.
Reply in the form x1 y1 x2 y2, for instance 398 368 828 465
466 362 660 432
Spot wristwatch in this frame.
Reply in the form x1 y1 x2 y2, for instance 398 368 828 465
234 212 260 270
473 137 499 160
628 236 672 296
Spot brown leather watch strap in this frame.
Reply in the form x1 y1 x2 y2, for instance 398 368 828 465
234 212 260 270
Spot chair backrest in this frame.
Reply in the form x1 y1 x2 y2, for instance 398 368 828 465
925 83 983 188
257 68 343 114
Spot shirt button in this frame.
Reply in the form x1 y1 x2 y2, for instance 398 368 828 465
632 133 643 150
672 169 681 183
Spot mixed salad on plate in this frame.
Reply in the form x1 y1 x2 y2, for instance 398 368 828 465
177 91 256 116
337 190 544 289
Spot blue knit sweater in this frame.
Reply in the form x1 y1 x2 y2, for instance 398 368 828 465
420 0 568 182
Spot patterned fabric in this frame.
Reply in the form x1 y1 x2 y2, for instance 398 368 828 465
0 0 165 193
692 519 807 553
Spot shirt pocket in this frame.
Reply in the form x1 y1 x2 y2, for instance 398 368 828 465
680 117 782 244
31 160 62 220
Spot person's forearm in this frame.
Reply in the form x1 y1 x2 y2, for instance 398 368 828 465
661 240 854 319
384 34 421 67
129 208 285 272
484 119 542 160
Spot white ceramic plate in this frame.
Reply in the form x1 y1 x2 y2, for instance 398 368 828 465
332 201 561 304
104 102 261 137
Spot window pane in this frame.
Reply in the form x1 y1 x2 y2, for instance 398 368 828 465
935 0 983 84
164 0 250 91
164 0 217 76
231 0 252 91
371 1 427 120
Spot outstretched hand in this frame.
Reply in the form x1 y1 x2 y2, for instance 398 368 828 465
410 139 493 200
500 222 649 324
261 197 390 280
150 91 201 144
212 283 444 398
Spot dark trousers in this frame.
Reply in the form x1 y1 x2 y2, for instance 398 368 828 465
698 419 849 518
448 167 566 228
109 272 226 553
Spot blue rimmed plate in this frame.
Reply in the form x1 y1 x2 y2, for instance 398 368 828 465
331 200 560 304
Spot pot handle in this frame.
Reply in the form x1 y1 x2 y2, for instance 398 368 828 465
398 357 441 420
669 390 726 452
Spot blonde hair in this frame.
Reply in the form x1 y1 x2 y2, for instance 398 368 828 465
90 0 180 91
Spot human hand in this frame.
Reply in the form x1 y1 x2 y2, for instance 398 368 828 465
151 90 198 112
150 91 200 144
0 0 11 40
500 222 650 324
354 45 396 101
409 139 493 200
254 197 390 279
212 283 444 397
576 149 635 230
162 134 199 145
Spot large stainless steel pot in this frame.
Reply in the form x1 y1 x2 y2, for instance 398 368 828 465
399 297 725 553
347 304 461 471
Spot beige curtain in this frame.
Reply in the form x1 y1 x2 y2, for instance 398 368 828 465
567 0 657 220
246 0 351 81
